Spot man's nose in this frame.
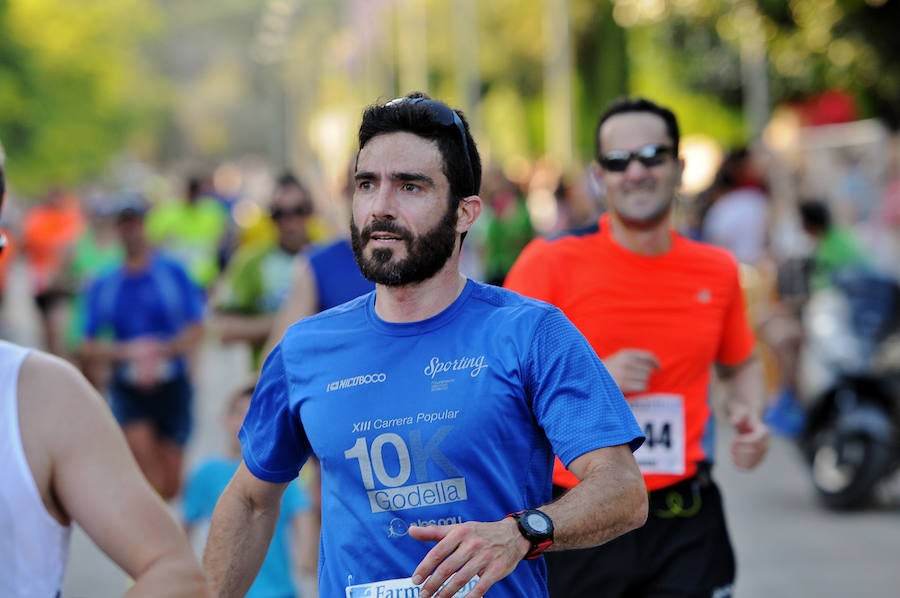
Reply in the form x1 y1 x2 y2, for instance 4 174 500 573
369 185 397 218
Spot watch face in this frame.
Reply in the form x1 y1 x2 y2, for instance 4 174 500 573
526 512 551 534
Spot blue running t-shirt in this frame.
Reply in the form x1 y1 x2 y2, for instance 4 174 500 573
241 279 643 598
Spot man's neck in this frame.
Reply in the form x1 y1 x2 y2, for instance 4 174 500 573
124 248 152 271
608 212 673 256
373 267 467 323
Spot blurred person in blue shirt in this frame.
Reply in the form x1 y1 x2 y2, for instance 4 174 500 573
184 380 316 597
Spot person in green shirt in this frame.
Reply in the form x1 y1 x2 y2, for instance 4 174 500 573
764 198 872 436
146 175 229 291
64 198 124 388
211 173 315 370
798 198 871 291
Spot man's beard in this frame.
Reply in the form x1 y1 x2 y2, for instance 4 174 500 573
350 202 458 286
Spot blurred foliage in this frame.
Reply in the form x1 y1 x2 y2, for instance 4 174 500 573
0 0 168 196
628 0 900 129
1 0 897 197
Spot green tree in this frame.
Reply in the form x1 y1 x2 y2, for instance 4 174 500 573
0 0 167 195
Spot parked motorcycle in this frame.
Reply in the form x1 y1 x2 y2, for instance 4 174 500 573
798 268 900 510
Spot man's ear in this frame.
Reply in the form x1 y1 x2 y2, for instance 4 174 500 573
456 195 482 234
591 162 604 186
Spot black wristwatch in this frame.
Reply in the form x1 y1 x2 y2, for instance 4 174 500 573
508 509 554 560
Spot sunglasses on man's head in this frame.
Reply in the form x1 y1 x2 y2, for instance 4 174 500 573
384 96 476 196
598 144 673 173
271 205 312 221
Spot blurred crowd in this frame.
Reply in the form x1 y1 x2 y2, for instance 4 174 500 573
0 116 898 596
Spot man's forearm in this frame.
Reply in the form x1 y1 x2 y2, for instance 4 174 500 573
720 353 766 420
214 312 275 345
165 323 204 358
203 489 279 597
80 339 123 364
542 450 647 550
125 550 209 597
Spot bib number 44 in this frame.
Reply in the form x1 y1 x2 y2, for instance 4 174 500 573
628 394 686 476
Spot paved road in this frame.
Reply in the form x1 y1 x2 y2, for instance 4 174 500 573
3 260 898 597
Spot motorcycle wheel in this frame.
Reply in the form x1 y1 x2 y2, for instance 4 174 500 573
808 426 893 510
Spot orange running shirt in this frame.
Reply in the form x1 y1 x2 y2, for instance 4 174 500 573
504 214 755 491
21 198 84 294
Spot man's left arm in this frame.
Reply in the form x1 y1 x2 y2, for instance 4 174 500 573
408 444 647 598
717 352 770 470
164 321 204 358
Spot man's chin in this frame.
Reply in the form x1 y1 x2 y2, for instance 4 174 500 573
615 200 672 230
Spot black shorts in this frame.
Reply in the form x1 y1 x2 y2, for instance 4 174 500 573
34 289 71 314
108 376 194 446
546 469 736 598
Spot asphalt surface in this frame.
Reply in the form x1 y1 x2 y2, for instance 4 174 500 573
3 260 897 597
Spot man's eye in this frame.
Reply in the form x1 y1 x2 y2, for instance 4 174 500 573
357 181 373 190
401 183 420 192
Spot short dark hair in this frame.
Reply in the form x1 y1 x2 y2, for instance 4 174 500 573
275 171 310 198
595 97 681 159
798 199 832 233
357 92 481 202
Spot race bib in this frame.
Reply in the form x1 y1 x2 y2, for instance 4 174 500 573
627 394 685 475
346 575 479 597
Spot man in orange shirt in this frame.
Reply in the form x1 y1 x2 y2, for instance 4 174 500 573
20 188 84 356
505 97 769 597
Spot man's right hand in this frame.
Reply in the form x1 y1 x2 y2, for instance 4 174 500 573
602 349 660 394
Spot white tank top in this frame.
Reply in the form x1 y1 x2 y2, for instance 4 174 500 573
0 340 71 597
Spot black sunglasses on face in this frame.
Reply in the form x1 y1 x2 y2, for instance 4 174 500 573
384 97 476 196
271 205 312 221
598 144 673 173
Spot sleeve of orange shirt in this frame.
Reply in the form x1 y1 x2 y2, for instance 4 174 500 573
715 258 757 367
505 238 583 489
503 238 555 302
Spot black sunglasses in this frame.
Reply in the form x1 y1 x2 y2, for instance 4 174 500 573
385 97 476 196
271 205 312 220
598 144 673 173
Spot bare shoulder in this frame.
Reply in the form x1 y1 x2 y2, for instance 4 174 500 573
19 349 102 406
17 349 109 523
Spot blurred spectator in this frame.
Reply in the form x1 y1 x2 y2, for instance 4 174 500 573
760 198 872 436
146 175 229 292
63 196 124 388
833 146 880 226
183 380 316 597
80 196 204 500
551 167 605 235
261 169 374 360
799 198 871 291
20 188 85 356
870 163 900 279
480 167 534 286
212 172 315 370
698 146 770 266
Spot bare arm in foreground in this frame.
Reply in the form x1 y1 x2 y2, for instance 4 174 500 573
19 351 208 596
202 462 290 597
408 443 648 598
